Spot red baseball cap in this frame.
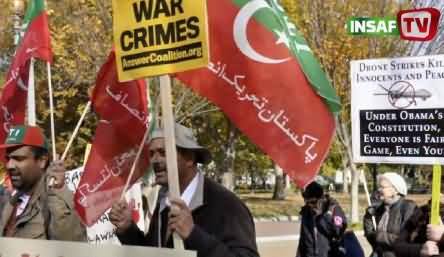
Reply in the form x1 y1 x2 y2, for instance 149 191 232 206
0 125 48 150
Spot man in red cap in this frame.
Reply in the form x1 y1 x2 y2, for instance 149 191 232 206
0 125 85 240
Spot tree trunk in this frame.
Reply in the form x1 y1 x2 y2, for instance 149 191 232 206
337 118 360 224
372 164 378 192
220 121 237 191
285 173 291 190
250 170 256 191
339 144 349 193
350 162 360 224
222 172 234 192
261 176 267 189
272 164 287 200
342 169 349 193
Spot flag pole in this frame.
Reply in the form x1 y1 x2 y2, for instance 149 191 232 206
61 101 91 161
47 62 57 159
361 169 377 230
159 74 184 250
118 86 155 233
48 100 91 187
119 122 151 200
430 164 441 225
120 78 156 201
27 57 36 126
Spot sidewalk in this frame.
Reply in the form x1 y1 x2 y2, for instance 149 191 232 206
257 232 371 257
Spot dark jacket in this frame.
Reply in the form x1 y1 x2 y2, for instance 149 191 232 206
394 202 444 257
298 195 347 257
0 186 9 218
117 174 259 257
363 197 416 257
0 175 86 240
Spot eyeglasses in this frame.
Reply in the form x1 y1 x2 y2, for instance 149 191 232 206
304 199 319 205
378 185 393 190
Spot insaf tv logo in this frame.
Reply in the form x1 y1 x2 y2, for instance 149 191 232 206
347 8 441 41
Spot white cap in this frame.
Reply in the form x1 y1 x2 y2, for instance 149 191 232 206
149 123 211 164
378 172 408 196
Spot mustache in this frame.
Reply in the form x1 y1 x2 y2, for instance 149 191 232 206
7 169 18 175
152 162 165 171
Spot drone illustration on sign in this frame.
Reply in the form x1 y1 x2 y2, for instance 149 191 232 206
373 81 432 109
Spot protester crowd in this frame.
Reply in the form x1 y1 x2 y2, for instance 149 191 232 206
0 124 443 257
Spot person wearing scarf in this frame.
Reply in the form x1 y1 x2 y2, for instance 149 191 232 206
363 172 416 257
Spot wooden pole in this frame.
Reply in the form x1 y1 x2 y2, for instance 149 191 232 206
431 164 441 225
159 74 184 250
61 101 91 161
47 62 57 159
27 58 36 126
361 169 377 230
119 125 150 200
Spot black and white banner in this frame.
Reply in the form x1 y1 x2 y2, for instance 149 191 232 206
351 54 444 164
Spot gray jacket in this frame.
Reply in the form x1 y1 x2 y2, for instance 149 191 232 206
0 175 86 240
363 197 416 257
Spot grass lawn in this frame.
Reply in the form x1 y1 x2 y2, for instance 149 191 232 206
240 191 430 220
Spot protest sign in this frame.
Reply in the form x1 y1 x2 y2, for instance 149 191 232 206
112 0 209 81
65 167 145 244
0 237 195 257
351 54 444 164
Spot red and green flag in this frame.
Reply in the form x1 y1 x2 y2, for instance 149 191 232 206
0 0 52 159
176 0 340 188
21 0 53 62
74 50 150 226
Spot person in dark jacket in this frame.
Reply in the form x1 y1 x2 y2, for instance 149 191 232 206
394 191 444 256
363 172 416 257
109 123 259 257
297 181 347 257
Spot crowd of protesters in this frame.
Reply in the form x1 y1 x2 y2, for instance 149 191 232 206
0 124 444 257
298 173 444 257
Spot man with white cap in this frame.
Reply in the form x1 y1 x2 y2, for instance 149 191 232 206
109 123 259 257
363 172 416 257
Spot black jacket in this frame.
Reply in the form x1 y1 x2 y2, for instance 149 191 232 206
298 195 347 257
0 186 8 218
117 175 259 257
394 202 444 257
363 197 416 257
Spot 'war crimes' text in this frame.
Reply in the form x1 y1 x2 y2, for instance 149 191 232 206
119 0 203 69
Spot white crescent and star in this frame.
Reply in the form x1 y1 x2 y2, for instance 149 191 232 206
233 0 291 64
233 0 313 64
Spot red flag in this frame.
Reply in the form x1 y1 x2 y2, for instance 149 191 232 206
176 0 339 187
91 51 148 145
0 0 52 158
74 51 149 226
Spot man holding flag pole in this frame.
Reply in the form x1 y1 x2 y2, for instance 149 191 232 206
0 125 86 240
106 0 339 255
109 123 259 257
0 0 87 242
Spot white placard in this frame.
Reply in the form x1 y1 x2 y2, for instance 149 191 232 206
65 167 145 245
0 237 196 257
351 54 444 164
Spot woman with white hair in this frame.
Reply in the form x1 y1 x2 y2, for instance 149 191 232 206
363 172 417 257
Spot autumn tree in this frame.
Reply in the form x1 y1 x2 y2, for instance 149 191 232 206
281 0 411 223
0 0 275 191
